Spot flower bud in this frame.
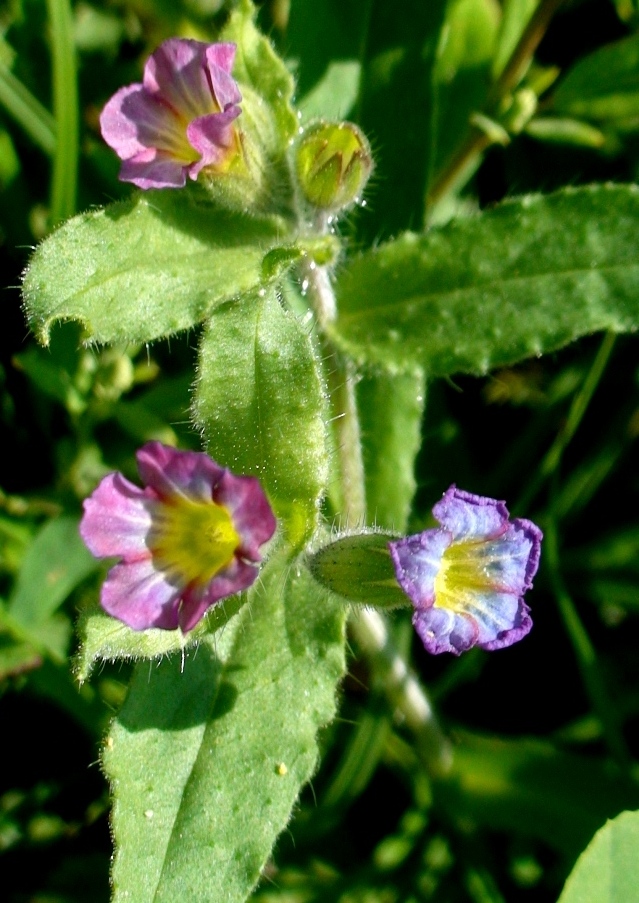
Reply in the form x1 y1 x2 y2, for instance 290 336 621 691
295 120 373 212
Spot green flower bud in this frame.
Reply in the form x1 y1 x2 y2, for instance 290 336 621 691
309 531 410 610
295 120 373 212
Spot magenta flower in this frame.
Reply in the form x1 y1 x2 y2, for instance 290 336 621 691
80 442 276 632
388 486 541 655
100 39 242 189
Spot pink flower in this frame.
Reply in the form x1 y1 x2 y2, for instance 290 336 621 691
100 39 242 189
80 442 276 632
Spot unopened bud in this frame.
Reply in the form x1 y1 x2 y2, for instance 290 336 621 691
295 120 373 212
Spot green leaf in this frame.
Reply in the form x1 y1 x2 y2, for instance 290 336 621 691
554 33 639 123
286 0 370 97
298 60 361 122
331 184 639 376
23 191 298 346
74 594 244 682
309 532 409 610
220 0 297 152
105 553 345 903
356 0 449 240
431 0 500 182
558 811 639 903
358 370 426 531
437 732 639 859
194 287 328 549
8 516 97 628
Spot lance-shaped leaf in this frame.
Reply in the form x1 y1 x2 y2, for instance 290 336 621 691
23 191 300 346
104 553 346 903
330 184 639 376
194 287 328 549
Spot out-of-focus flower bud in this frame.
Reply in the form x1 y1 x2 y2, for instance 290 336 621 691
295 120 373 212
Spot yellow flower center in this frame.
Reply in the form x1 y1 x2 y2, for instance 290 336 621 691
433 540 494 614
151 496 240 586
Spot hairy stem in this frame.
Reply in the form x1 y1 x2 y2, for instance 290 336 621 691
303 254 452 776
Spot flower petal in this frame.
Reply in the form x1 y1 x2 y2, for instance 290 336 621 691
100 558 182 630
413 607 479 655
144 38 221 121
468 519 542 594
80 472 157 559
136 441 226 504
432 485 510 542
388 530 451 609
186 105 241 178
119 151 188 190
178 558 260 632
214 471 277 559
205 44 242 109
100 84 192 162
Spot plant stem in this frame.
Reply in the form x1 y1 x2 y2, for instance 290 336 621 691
302 256 366 526
349 607 453 776
427 0 565 210
47 0 78 225
304 255 453 776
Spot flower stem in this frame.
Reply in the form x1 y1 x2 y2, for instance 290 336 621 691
303 255 452 776
301 255 366 526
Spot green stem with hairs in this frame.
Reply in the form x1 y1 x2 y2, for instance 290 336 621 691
303 255 452 776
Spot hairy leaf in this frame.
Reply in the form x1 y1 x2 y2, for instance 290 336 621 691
194 287 328 549
331 184 639 376
105 554 346 903
75 594 244 682
23 191 297 345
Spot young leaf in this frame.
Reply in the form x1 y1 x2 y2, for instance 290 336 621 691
194 287 328 549
23 191 298 346
554 32 639 123
558 810 639 903
104 553 346 903
330 184 639 376
358 370 426 531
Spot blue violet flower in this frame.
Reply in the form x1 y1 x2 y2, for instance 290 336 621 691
388 486 542 655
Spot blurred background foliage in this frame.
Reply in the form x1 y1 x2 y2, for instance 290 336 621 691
3 0 639 900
